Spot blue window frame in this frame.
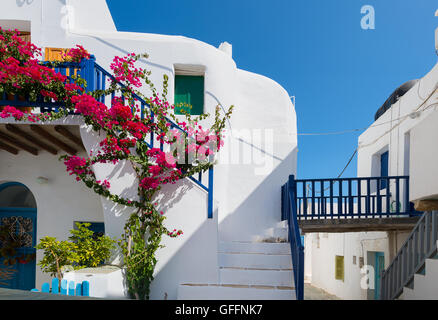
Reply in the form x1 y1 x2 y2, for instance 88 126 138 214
380 151 389 190
75 221 105 238
174 75 204 115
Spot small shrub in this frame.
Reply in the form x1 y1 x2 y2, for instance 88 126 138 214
69 222 116 268
35 237 79 281
36 223 116 280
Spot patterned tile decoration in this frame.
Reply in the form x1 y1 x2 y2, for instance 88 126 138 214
0 216 33 248
0 266 17 286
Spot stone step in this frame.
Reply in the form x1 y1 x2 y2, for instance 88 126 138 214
220 267 294 287
400 286 415 300
219 241 291 255
276 220 288 228
177 284 296 300
265 227 288 240
425 258 438 279
218 253 292 269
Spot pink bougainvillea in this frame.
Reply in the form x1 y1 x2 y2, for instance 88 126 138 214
0 29 233 300
62 45 91 63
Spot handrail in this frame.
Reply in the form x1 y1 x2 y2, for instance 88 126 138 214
380 210 438 300
281 174 304 300
294 176 421 220
0 56 214 218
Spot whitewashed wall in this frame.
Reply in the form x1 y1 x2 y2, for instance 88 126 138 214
0 0 297 242
410 109 438 201
0 0 297 298
305 230 410 300
0 119 104 289
357 62 438 202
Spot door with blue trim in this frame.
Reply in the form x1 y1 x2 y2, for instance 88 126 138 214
380 151 389 190
374 252 385 300
0 183 37 290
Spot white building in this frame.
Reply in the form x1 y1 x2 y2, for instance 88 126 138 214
305 14 438 300
0 0 298 299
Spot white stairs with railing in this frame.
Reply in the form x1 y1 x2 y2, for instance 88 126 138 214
177 221 296 300
399 243 438 300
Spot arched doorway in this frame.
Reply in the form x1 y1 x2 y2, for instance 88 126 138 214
0 182 37 290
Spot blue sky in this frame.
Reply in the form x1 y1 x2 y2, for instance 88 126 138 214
107 0 437 179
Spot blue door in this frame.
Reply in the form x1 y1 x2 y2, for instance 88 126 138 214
380 151 389 190
374 252 385 300
0 183 37 290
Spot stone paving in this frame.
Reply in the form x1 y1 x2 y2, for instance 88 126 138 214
304 283 341 300
0 287 98 300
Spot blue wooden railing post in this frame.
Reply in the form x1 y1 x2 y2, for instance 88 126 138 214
406 176 411 216
208 167 214 219
51 278 59 294
31 278 90 297
284 174 304 300
82 55 96 93
60 279 68 295
82 281 90 297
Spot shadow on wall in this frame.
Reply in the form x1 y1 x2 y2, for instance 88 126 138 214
119 177 218 300
153 179 192 214
149 179 219 300
80 35 174 74
149 214 218 300
218 147 297 241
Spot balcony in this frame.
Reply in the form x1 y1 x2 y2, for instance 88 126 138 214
0 56 214 217
286 176 422 233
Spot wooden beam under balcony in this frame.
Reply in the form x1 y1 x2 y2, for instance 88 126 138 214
299 217 421 233
54 125 84 149
0 140 19 155
30 125 77 155
5 124 58 155
0 131 38 155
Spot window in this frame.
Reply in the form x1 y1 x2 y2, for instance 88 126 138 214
335 255 344 281
380 151 389 190
0 183 36 208
75 221 105 239
45 47 67 61
174 75 204 115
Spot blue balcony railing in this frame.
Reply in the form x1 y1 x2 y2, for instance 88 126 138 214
381 210 438 300
0 56 214 218
293 176 421 220
281 175 304 300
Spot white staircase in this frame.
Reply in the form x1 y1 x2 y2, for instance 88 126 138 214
177 222 296 300
399 243 438 300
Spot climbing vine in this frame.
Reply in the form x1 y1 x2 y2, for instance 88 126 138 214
0 28 233 299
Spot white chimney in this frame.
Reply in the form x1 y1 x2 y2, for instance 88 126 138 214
218 42 232 58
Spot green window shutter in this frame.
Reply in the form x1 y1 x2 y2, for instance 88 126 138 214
335 256 344 281
174 75 204 115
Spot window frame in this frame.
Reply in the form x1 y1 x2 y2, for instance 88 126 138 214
173 65 206 116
